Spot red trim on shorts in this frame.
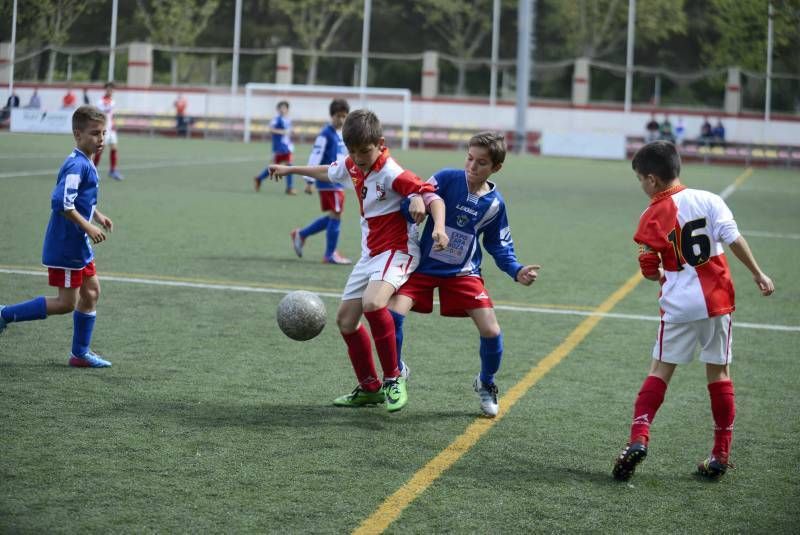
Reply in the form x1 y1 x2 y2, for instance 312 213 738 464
724 315 733 364
381 250 397 280
657 320 665 360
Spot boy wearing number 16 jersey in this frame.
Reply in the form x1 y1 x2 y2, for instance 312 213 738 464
613 141 774 482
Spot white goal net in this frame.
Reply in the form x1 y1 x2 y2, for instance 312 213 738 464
243 83 412 150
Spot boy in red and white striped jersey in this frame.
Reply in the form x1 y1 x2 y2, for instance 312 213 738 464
270 110 448 413
613 141 774 482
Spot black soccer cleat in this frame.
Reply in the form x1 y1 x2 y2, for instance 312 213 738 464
612 441 648 482
697 456 730 480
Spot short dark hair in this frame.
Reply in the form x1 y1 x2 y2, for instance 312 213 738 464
329 98 350 117
631 140 681 182
72 105 106 132
342 109 382 149
104 81 115 90
469 131 506 167
277 100 289 110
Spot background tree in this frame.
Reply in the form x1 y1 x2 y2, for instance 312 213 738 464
413 0 498 96
540 0 688 61
271 0 361 85
136 0 220 84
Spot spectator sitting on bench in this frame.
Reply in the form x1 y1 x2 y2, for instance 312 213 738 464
645 113 660 142
699 116 713 145
712 119 726 147
659 114 675 144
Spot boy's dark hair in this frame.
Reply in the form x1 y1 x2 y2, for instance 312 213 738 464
72 105 106 131
469 131 507 167
277 100 289 110
632 140 681 182
342 109 382 148
104 81 115 90
329 98 350 117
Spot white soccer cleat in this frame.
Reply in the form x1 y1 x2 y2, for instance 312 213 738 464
290 228 304 258
473 374 499 417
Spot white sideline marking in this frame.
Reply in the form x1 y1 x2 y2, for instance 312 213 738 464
2 268 797 333
743 230 800 240
0 156 266 179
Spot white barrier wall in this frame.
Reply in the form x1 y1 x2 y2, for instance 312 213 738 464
3 85 799 147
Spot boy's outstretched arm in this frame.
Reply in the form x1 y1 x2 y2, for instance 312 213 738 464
269 164 330 182
728 236 774 296
428 198 449 251
516 264 541 286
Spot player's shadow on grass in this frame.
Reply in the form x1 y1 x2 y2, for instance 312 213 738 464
117 399 475 432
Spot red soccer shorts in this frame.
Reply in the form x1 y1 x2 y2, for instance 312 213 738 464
397 272 493 317
319 190 345 214
48 260 96 288
273 152 292 165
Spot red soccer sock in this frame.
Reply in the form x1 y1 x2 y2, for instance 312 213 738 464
363 307 400 380
629 375 668 445
708 379 735 461
110 148 118 171
341 325 380 392
93 151 102 165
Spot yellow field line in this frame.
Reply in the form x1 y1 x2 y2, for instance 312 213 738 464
351 271 644 535
353 166 756 535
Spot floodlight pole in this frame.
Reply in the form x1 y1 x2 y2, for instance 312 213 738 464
7 0 17 96
231 0 242 94
624 0 636 113
514 0 531 154
108 0 118 81
765 2 774 121
359 0 372 106
489 0 501 110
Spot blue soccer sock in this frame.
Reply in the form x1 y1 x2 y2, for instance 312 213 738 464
479 333 504 385
285 174 294 190
389 310 406 371
255 167 269 181
71 310 97 357
324 217 341 259
300 215 330 240
1 296 47 323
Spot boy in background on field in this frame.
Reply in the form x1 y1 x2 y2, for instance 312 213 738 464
94 82 123 180
0 105 115 368
270 109 448 412
390 132 540 417
290 98 352 265
613 141 774 482
254 100 295 195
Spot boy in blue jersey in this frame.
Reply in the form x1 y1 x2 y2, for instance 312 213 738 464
390 132 540 417
254 100 295 194
0 106 114 367
290 98 353 264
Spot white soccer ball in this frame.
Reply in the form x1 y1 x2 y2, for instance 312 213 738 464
276 290 327 341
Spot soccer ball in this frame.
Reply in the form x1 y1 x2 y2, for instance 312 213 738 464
276 290 327 341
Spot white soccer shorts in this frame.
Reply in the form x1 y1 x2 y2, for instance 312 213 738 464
652 314 733 365
341 249 418 301
105 129 118 145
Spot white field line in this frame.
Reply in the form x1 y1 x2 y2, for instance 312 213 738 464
0 156 266 179
2 268 797 333
742 230 800 240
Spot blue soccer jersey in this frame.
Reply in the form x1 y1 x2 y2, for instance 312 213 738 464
42 149 100 269
415 168 523 279
271 115 293 155
306 123 346 191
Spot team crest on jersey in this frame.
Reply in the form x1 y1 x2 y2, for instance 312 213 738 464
375 182 386 200
456 213 470 227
